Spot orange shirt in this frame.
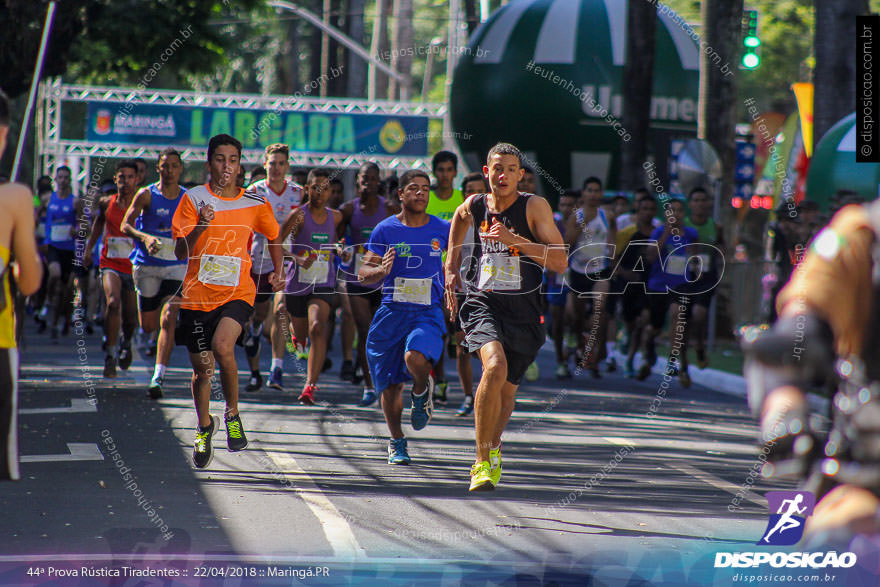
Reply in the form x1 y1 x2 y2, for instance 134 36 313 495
172 184 279 311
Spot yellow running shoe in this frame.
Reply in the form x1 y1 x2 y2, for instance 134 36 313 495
489 446 502 487
469 461 495 491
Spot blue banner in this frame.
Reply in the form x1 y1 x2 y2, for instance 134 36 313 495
85 102 430 156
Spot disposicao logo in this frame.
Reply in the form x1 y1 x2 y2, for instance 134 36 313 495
713 491 857 570
760 491 815 546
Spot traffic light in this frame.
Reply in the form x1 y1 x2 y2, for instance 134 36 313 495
741 9 760 69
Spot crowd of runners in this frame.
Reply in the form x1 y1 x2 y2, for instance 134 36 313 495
4 92 726 489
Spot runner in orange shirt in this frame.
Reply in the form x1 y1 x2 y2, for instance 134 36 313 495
171 134 283 469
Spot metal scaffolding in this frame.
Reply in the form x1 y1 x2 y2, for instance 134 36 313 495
37 79 449 193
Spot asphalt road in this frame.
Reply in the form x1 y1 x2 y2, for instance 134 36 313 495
2 311 794 583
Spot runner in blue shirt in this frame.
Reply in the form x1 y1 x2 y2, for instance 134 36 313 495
638 196 699 386
358 170 450 465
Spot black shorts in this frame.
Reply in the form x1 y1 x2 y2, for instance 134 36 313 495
459 297 545 385
347 283 382 309
452 292 467 333
0 347 19 481
683 276 716 309
251 271 275 305
647 292 692 330
176 300 253 354
285 292 339 319
46 246 75 283
569 267 612 297
619 285 648 324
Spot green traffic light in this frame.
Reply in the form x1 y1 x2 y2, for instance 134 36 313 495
742 53 760 69
744 35 760 48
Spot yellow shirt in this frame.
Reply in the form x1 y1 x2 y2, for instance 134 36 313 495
427 188 463 221
0 245 14 348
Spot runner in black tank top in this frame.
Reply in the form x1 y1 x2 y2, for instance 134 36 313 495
445 143 567 491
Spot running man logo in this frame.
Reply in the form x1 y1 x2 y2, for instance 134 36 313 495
758 491 815 546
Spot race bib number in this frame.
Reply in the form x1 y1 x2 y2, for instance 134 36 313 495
477 254 521 291
298 252 330 284
198 255 241 287
152 236 178 261
106 236 134 259
50 223 73 242
393 277 431 305
353 249 366 274
664 255 687 276
697 253 712 271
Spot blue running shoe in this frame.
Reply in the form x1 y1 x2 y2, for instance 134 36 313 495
268 367 283 391
410 374 434 431
358 388 379 407
387 437 411 465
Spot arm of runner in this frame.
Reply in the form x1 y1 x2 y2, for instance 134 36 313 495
8 185 43 295
121 187 160 254
275 208 304 257
83 197 108 268
563 210 580 246
444 199 472 315
172 196 211 261
358 247 394 283
484 196 566 272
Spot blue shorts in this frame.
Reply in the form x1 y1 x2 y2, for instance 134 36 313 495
546 285 569 307
366 304 445 393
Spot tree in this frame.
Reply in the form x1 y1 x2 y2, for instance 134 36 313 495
813 0 868 147
698 0 743 230
618 0 657 190
0 1 264 98
389 0 414 99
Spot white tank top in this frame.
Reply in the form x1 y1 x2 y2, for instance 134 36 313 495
569 208 610 275
248 179 303 274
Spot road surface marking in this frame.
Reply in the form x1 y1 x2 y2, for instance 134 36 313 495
21 443 104 463
670 462 766 507
19 398 97 415
262 449 364 559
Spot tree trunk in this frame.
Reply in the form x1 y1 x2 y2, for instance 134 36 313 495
278 18 301 95
618 0 656 190
307 0 323 91
347 0 367 97
369 0 391 100
464 0 480 36
329 0 346 96
814 0 868 147
698 0 742 228
389 0 414 100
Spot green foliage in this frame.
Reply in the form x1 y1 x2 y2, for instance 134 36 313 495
663 0 814 114
0 1 263 97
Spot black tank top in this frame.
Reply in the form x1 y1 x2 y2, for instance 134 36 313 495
466 193 543 321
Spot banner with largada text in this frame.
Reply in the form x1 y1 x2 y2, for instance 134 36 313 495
86 102 429 156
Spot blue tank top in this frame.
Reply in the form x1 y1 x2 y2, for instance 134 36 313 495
131 183 186 267
286 207 338 294
45 191 77 251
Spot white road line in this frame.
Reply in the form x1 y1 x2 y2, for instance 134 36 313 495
262 449 364 559
21 443 104 463
19 398 97 415
670 462 766 508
